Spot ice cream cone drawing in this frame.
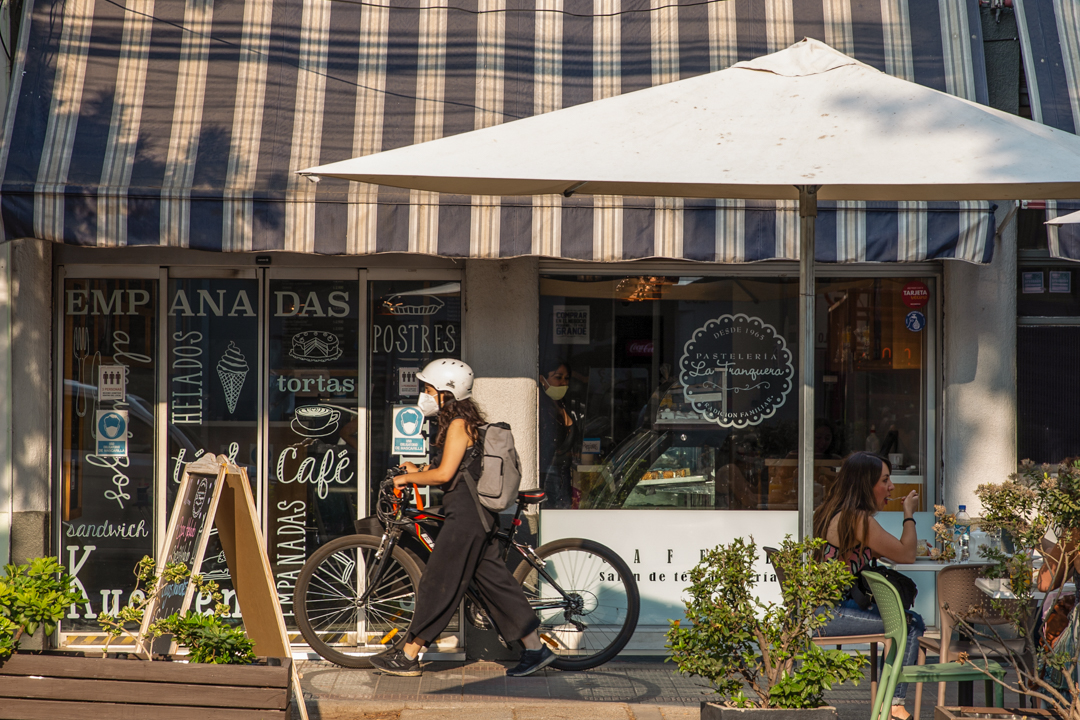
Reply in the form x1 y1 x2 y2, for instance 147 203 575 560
217 342 248 414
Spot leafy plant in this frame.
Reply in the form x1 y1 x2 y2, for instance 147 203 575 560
931 504 957 562
0 556 87 660
99 555 254 664
666 535 867 708
947 459 1080 720
159 611 255 664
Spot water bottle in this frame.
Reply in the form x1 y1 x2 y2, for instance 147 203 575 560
955 505 971 562
865 425 881 454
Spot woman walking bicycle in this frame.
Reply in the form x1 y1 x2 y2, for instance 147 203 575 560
370 359 556 678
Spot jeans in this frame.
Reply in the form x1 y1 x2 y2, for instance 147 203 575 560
816 599 926 705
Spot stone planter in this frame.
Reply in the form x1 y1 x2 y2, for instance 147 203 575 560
0 651 292 719
701 702 839 720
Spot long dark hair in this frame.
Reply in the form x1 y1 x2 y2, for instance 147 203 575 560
813 451 889 559
432 390 486 447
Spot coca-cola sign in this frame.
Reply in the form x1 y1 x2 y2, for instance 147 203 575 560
678 314 794 428
627 341 653 357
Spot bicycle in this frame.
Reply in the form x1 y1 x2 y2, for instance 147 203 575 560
294 469 640 670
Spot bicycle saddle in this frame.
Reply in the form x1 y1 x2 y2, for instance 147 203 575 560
518 489 546 503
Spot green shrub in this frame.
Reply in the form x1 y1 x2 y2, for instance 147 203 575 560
666 536 866 708
0 557 87 660
99 555 254 664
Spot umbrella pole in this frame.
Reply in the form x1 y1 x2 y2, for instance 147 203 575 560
797 185 820 541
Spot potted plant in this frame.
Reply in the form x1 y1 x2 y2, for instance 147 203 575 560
97 555 256 663
666 536 867 719
0 556 87 660
0 556 292 719
931 505 958 562
943 459 1080 720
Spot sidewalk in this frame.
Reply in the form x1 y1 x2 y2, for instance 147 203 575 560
294 656 990 720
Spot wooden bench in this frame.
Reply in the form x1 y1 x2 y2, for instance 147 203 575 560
0 652 292 720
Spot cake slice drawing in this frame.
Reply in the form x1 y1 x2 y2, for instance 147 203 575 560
289 330 342 362
217 341 249 413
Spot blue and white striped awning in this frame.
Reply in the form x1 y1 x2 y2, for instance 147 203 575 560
1016 0 1080 260
0 0 995 262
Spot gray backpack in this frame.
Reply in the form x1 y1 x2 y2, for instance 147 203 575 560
462 422 522 518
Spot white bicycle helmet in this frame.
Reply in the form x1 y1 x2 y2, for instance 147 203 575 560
416 359 474 401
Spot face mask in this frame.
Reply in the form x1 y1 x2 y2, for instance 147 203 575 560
417 393 440 417
545 385 568 401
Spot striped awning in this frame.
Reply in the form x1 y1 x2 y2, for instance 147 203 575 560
0 0 995 262
1016 0 1080 260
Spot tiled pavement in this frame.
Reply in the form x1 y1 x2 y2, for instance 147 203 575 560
295 656 1019 720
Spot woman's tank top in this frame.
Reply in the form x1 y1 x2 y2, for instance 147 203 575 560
822 511 873 575
822 542 873 575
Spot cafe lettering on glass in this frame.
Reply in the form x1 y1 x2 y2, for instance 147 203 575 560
368 281 462 514
167 278 261 614
679 314 795 428
61 279 158 630
268 280 360 623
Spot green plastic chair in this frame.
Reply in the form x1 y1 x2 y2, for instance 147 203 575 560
862 571 1006 720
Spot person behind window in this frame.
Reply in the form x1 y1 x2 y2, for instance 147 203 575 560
715 431 764 510
370 359 555 679
538 359 579 509
813 452 922 720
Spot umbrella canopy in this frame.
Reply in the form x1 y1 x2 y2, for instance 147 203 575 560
303 38 1080 539
1047 209 1080 225
302 38 1080 202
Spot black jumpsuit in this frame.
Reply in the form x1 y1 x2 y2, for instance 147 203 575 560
405 450 540 647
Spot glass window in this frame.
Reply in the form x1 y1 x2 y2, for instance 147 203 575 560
540 274 934 513
1017 327 1080 463
539 276 800 511
267 279 360 626
1017 266 1080 316
814 278 933 512
166 277 261 617
368 281 462 511
61 278 157 628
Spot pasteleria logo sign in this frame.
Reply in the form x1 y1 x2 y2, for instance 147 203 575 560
678 314 794 428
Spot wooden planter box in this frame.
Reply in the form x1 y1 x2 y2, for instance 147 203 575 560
701 702 838 720
935 708 1060 720
0 652 292 720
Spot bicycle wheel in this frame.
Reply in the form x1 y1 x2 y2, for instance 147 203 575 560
295 534 422 668
513 537 640 670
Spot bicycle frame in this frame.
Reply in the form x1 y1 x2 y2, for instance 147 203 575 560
365 484 574 618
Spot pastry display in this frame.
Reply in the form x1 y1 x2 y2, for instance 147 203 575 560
289 330 342 362
640 468 692 481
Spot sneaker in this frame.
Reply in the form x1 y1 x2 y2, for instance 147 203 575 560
369 648 421 677
506 646 556 677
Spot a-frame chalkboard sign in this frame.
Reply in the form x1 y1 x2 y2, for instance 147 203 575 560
140 454 308 720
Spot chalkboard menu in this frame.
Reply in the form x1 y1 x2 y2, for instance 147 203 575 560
140 455 224 640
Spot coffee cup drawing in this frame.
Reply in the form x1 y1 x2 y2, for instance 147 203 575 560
292 405 343 438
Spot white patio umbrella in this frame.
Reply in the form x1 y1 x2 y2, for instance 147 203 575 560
1047 209 1080 225
302 38 1080 537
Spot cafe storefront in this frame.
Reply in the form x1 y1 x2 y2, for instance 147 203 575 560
52 258 469 650
3 0 1074 656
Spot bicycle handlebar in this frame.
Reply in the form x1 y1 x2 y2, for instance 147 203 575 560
376 466 419 526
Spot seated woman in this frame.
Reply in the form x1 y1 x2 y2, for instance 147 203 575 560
813 451 923 720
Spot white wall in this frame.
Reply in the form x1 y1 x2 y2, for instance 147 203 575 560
0 242 10 565
462 258 540 492
942 204 1017 515
9 239 52 564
